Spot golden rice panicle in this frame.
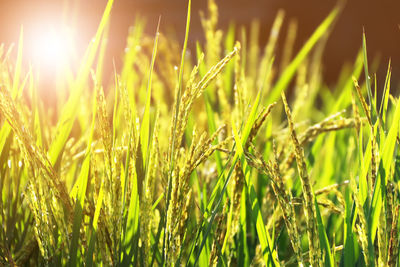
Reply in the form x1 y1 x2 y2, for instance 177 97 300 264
200 0 222 68
165 150 186 264
370 126 378 192
194 44 240 98
178 188 193 240
182 125 225 204
298 112 358 146
165 169 180 265
351 90 361 135
167 54 202 166
378 200 388 267
166 166 188 265
119 75 132 130
0 86 72 214
246 102 276 149
166 48 236 184
175 69 198 138
229 161 244 245
190 125 226 171
317 198 343 214
209 205 227 267
26 178 49 259
386 182 395 241
139 194 152 265
94 77 124 257
315 180 349 196
245 143 304 265
15 150 65 262
178 126 200 200
353 76 372 126
388 204 399 266
270 143 304 266
281 91 322 267
166 122 225 265
95 77 113 170
280 112 357 175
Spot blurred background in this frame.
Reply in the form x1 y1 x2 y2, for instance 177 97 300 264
0 0 399 89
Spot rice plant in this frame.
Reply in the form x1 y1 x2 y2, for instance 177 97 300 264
1 0 399 266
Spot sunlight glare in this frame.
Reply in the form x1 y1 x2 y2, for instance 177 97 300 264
31 25 75 70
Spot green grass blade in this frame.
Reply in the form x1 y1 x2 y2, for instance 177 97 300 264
238 190 250 266
341 187 357 266
379 60 391 126
268 5 340 103
122 159 140 263
202 89 264 238
368 93 400 242
68 69 98 267
231 116 277 266
204 93 223 176
192 154 238 266
194 89 273 265
223 23 236 97
315 198 334 267
118 115 137 265
362 31 378 123
169 0 191 171
330 50 363 113
48 0 114 166
140 18 160 169
68 153 91 267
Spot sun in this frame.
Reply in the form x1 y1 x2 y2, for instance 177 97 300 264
30 24 76 70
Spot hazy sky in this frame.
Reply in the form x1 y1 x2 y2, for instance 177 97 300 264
0 0 399 86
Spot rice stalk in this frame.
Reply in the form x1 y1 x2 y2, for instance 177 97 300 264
281 91 322 267
351 178 370 266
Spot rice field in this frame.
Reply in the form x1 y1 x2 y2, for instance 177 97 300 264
1 0 400 266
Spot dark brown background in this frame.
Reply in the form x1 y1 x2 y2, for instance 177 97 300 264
0 0 399 88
